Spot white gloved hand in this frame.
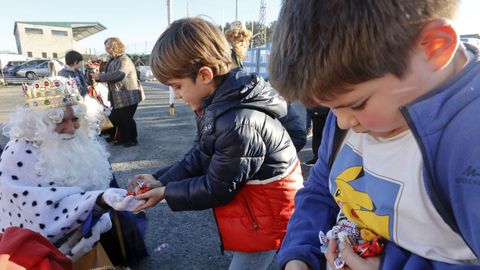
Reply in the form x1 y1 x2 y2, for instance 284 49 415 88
102 188 146 211
60 213 112 262
91 212 113 235
58 230 82 256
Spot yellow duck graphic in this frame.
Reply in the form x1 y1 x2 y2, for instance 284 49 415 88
334 166 391 240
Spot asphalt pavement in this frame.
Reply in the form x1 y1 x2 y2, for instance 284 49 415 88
0 81 314 269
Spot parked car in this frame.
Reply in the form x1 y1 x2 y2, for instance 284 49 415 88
5 59 47 76
2 60 26 74
15 60 64 80
0 54 28 70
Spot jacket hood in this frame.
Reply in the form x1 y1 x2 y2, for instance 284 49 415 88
201 68 287 119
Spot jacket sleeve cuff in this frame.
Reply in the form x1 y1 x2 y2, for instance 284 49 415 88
163 182 187 211
152 165 173 182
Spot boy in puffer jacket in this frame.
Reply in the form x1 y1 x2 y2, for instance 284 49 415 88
131 17 303 270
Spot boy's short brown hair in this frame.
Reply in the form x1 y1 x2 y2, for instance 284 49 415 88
150 17 232 84
269 0 458 106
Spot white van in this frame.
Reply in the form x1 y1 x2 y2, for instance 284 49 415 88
0 54 29 70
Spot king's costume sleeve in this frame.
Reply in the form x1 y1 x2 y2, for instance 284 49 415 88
0 140 103 244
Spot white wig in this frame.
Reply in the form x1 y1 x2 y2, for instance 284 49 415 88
3 95 104 145
2 96 112 190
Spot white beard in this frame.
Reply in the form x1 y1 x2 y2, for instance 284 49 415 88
36 127 112 191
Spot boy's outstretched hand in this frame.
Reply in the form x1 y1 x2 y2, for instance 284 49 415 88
326 238 380 270
133 186 166 212
133 174 163 188
129 176 166 212
127 175 163 195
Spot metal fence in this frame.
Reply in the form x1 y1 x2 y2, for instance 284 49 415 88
243 46 271 79
0 74 31 85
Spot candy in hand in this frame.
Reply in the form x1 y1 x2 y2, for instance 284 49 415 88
127 181 151 195
103 188 145 211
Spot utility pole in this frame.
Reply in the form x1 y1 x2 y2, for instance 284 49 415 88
167 0 175 116
235 0 238 20
222 8 225 33
167 0 172 23
259 0 267 45
187 0 189 17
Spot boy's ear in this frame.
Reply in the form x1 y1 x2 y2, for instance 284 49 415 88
417 19 458 71
197 66 214 84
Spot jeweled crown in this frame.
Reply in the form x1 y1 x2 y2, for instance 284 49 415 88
22 76 83 109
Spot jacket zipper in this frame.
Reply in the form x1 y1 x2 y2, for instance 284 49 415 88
242 197 259 230
400 108 458 230
401 107 477 257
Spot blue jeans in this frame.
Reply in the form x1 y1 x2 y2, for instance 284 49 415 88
229 250 277 270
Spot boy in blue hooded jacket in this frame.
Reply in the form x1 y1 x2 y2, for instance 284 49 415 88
268 0 480 269
58 50 88 96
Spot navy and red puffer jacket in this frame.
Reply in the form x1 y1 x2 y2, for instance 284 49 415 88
156 68 303 251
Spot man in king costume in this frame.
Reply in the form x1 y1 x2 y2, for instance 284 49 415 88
0 76 146 267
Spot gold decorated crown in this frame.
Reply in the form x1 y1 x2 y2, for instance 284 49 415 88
22 76 83 109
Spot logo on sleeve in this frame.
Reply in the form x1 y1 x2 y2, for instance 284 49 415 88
456 166 480 186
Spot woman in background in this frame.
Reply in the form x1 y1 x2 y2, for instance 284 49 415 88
91 37 144 147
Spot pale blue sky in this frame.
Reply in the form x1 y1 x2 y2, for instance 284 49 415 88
0 0 282 53
0 0 479 54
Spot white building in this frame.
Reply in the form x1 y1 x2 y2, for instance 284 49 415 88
14 21 106 59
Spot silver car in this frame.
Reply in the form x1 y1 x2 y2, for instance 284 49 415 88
16 60 64 80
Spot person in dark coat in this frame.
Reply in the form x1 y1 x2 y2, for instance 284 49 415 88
305 106 330 164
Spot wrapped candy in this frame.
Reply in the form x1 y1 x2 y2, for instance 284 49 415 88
126 181 151 196
319 212 384 269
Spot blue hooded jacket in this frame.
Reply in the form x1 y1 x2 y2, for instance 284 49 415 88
277 57 480 269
